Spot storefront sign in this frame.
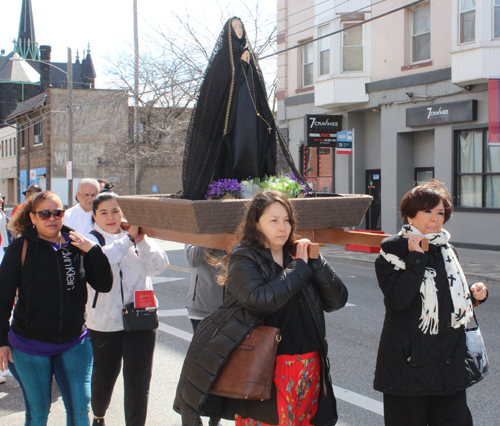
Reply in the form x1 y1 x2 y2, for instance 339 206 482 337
406 100 477 127
305 114 342 147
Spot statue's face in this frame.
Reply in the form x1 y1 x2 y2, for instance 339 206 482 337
231 19 244 39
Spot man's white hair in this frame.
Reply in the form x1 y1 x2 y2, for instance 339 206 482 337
77 178 99 193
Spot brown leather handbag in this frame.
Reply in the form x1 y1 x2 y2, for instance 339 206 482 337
210 325 281 401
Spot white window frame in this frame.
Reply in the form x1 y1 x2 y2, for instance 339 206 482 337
411 6 431 64
342 22 364 73
459 0 476 44
301 41 314 87
318 25 331 76
494 0 500 40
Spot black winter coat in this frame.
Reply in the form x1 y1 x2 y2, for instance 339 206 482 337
0 225 113 347
174 244 348 426
374 234 480 396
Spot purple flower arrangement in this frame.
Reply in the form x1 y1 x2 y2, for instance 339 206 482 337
205 179 242 200
283 173 311 196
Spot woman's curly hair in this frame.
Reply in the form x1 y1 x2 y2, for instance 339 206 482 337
8 191 62 237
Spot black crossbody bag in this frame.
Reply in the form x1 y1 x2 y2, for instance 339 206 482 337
90 230 158 331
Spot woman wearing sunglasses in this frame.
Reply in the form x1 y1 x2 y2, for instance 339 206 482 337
0 191 113 425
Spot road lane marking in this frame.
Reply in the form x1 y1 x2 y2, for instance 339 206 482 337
333 385 383 415
158 322 192 342
152 277 186 284
158 309 188 317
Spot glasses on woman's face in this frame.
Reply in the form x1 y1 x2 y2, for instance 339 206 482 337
33 209 65 220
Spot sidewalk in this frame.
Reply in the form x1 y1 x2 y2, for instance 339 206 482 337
320 245 500 285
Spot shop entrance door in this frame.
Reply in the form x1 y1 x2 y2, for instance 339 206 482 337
300 146 334 193
366 170 381 231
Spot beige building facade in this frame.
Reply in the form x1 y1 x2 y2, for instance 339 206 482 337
0 125 18 205
277 0 500 249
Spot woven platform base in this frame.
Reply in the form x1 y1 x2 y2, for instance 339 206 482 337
117 194 373 234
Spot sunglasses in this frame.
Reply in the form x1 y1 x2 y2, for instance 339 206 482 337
33 209 65 220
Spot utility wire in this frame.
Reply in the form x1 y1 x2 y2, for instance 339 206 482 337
277 0 330 22
280 0 387 41
285 0 352 32
262 0 426 60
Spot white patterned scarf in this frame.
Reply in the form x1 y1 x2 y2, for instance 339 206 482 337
380 224 473 335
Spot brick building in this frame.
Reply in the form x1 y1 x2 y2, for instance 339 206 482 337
6 88 129 206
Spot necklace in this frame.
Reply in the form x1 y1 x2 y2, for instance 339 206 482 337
241 59 273 134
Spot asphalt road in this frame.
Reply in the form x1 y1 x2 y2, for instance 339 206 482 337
0 242 498 425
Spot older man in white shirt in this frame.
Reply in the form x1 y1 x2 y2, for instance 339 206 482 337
63 178 100 234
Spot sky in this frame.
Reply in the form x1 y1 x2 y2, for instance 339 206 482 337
2 0 277 89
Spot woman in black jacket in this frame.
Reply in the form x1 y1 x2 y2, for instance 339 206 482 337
374 181 488 426
174 190 348 426
0 191 113 426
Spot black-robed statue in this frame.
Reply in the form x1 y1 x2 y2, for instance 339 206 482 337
181 17 279 200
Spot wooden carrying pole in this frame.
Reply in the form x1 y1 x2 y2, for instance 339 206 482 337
141 227 389 251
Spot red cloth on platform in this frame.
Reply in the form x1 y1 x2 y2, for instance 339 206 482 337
235 351 320 426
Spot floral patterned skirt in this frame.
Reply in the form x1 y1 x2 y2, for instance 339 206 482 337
234 351 320 426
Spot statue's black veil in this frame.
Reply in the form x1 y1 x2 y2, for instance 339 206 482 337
181 17 306 200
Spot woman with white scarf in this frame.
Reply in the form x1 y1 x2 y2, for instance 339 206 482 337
373 180 488 426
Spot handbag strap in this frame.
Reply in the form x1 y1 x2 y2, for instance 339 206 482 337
89 230 106 308
119 264 126 309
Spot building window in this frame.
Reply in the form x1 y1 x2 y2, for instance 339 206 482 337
21 127 25 149
415 167 434 186
459 0 475 44
1 141 3 158
9 139 12 156
494 0 500 39
456 129 500 208
318 25 330 76
412 6 431 63
342 22 363 72
13 137 16 155
302 41 313 87
34 122 42 144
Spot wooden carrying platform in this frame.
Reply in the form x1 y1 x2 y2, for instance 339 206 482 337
117 194 389 250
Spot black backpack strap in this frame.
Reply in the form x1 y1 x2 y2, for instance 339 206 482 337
89 230 105 308
89 230 105 247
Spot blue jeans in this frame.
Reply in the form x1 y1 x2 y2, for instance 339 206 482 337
9 338 92 426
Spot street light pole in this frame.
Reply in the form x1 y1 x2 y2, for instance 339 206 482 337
67 47 74 207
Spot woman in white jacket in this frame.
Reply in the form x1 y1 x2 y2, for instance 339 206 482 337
85 192 169 426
